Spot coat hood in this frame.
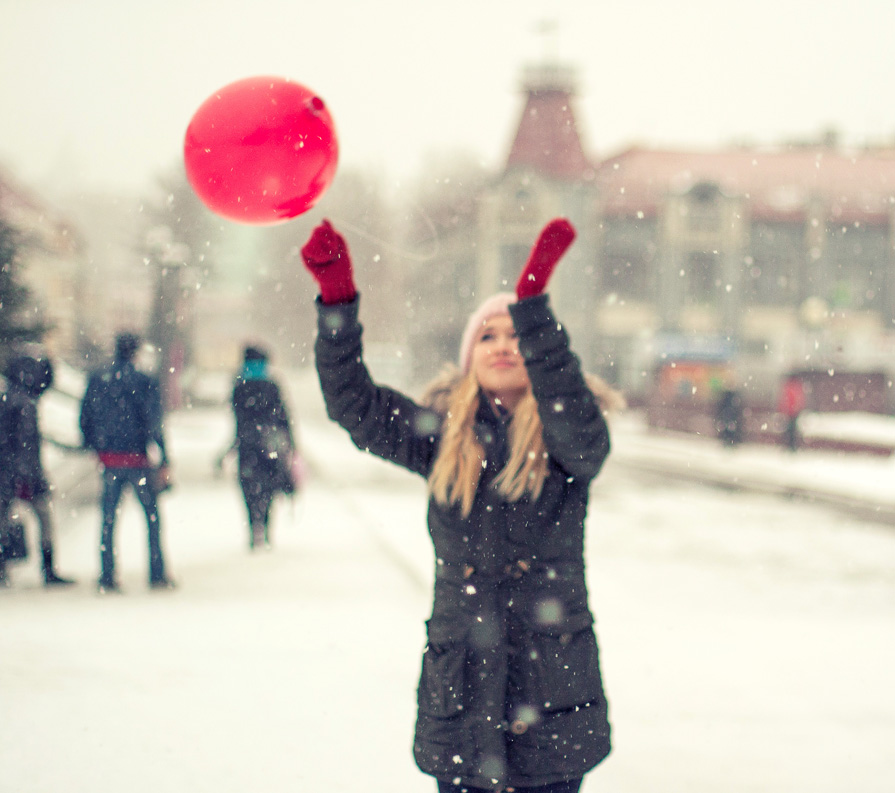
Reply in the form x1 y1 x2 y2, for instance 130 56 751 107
419 364 626 416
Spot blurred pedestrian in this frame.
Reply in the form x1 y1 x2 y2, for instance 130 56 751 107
219 344 297 550
0 353 76 587
79 332 174 593
301 218 623 793
779 376 806 452
715 387 744 447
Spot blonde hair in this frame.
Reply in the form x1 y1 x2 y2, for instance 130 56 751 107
425 369 548 518
423 367 625 518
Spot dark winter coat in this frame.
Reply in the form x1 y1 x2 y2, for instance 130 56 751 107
79 359 167 460
0 356 54 501
231 377 295 494
315 294 612 790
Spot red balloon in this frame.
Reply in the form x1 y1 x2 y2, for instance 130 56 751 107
183 76 338 225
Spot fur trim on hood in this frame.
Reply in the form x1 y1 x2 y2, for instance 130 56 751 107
419 364 626 417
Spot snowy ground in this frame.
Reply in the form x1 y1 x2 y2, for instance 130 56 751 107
1 370 893 793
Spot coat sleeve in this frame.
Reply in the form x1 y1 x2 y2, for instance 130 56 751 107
314 296 439 478
0 395 10 499
270 382 295 450
78 377 97 449
509 294 610 482
143 376 169 463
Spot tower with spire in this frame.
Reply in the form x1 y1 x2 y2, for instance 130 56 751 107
477 58 600 364
504 63 595 181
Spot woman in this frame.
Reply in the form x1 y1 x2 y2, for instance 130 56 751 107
0 354 75 586
228 345 297 550
301 218 619 792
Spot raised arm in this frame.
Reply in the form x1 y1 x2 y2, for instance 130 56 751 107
510 219 610 481
301 221 439 477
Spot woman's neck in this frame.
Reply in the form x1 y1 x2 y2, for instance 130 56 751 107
485 389 523 415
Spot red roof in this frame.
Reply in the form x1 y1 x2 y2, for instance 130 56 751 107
504 66 594 181
593 146 895 224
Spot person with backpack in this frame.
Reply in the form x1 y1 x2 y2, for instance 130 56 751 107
0 353 76 587
221 345 297 550
79 332 174 593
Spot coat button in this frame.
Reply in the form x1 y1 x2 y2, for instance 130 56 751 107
510 719 528 735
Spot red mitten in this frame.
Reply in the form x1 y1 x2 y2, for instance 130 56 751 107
515 218 577 299
300 220 357 304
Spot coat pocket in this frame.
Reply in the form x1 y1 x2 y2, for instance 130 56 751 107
417 619 468 718
524 610 606 713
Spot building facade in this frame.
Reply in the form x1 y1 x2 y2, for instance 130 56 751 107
474 62 895 412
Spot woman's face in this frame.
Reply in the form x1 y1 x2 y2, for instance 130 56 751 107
470 313 530 410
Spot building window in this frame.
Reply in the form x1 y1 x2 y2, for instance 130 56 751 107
744 256 795 306
825 223 888 310
684 182 722 235
499 244 531 289
601 218 657 301
746 222 802 307
686 206 721 234
603 254 649 299
684 251 717 304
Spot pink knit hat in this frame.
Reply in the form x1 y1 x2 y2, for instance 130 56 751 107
458 292 517 373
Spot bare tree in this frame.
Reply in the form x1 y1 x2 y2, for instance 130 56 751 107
255 166 399 368
137 166 225 406
400 152 490 384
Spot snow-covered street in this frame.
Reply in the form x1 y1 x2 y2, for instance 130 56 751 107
1 372 893 792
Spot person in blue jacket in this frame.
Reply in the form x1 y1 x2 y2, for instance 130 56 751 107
300 218 622 793
79 332 174 592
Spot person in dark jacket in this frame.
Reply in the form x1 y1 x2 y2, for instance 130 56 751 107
715 387 744 447
0 354 76 586
224 344 297 550
79 332 174 592
301 218 621 792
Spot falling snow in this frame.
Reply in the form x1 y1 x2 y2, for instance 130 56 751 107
0 369 893 792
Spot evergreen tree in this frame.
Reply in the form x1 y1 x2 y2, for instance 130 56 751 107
0 218 44 363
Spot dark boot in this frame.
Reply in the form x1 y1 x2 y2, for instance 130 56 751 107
42 546 76 587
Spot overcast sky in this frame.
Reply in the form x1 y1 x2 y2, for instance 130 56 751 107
2 0 894 199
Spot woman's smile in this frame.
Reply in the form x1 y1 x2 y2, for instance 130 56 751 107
489 356 518 369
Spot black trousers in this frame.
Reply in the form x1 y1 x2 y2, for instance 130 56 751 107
240 475 276 528
437 779 582 793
